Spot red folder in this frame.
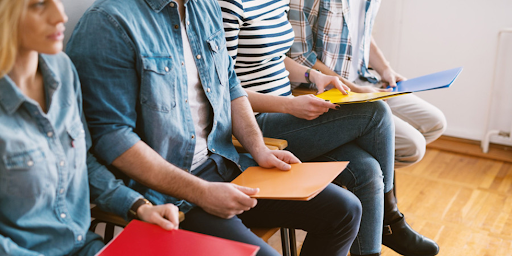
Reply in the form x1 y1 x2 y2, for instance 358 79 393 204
96 220 260 256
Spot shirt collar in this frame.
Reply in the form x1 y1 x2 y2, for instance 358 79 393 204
0 54 61 115
144 0 195 12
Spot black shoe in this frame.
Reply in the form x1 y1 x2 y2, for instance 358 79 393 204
382 216 439 256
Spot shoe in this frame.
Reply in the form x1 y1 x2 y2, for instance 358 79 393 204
382 189 439 256
350 253 380 256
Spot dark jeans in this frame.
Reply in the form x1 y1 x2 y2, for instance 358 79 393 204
181 155 362 256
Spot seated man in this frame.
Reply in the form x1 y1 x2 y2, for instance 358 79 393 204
66 0 362 255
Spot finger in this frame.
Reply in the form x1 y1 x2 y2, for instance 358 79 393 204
164 205 180 229
235 184 260 196
271 156 292 171
378 88 393 92
152 212 176 230
311 97 337 109
273 150 301 164
331 79 348 95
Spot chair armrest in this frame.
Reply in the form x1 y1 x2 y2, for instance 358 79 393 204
90 206 185 227
292 87 316 96
232 137 288 153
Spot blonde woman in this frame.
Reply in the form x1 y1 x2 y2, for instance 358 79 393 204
0 1 180 255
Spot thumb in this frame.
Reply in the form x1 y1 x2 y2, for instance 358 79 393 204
235 185 260 195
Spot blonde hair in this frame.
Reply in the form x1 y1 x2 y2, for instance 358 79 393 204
0 0 26 77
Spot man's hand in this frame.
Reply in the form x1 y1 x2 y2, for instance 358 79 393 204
137 203 180 230
285 94 338 120
378 67 406 88
197 182 259 219
253 149 302 171
347 82 393 93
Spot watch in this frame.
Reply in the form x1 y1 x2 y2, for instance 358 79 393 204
128 198 153 219
305 68 320 84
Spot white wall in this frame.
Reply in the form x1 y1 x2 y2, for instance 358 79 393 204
373 0 512 146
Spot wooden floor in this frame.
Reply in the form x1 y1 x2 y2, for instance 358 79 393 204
268 138 512 255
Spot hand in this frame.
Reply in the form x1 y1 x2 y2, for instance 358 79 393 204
197 182 259 219
379 67 406 88
310 70 351 95
253 149 301 171
137 203 180 230
285 94 338 120
350 84 393 93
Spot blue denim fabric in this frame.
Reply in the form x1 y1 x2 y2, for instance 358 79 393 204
66 0 247 212
255 100 394 255
0 53 141 256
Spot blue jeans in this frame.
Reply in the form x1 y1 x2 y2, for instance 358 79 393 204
182 155 362 256
256 100 395 255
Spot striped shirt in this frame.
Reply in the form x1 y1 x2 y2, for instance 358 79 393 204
287 0 381 84
220 0 295 96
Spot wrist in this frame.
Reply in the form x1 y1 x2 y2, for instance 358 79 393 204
129 198 152 219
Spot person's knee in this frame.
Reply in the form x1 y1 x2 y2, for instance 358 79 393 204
423 109 447 144
395 133 426 168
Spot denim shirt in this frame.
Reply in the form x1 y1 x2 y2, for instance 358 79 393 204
0 53 141 256
66 0 248 211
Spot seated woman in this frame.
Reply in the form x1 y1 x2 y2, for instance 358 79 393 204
0 0 180 255
219 0 438 255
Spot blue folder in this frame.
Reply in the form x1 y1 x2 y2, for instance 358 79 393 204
389 67 463 92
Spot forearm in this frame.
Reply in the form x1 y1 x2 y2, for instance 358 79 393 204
284 56 314 83
245 90 292 114
111 141 209 205
231 96 269 158
368 37 392 75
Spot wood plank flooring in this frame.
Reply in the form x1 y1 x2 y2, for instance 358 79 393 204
268 145 512 255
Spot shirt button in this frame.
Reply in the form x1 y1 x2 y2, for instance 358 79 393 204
170 2 175 7
59 189 65 194
187 21 190 26
165 67 169 72
77 235 83 241
207 88 211 93
211 148 216 152
215 45 219 51
191 135 195 139
47 131 53 137
59 161 65 166
196 55 201 59
61 213 67 219
27 160 34 167
185 99 188 103
181 62 184 66
174 24 179 29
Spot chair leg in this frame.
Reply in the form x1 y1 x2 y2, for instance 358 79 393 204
104 223 116 243
288 228 297 256
280 228 291 256
393 171 397 203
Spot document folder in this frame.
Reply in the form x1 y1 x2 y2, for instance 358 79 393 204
231 162 348 200
316 67 463 104
390 67 463 92
96 220 260 256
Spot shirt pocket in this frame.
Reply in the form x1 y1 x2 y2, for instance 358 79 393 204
2 148 49 198
319 0 344 36
207 30 229 86
140 57 177 112
67 122 87 170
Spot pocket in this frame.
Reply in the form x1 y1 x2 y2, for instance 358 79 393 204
140 56 177 112
2 148 49 197
207 30 229 86
67 122 87 170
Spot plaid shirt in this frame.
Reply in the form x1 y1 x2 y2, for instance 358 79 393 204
288 0 381 83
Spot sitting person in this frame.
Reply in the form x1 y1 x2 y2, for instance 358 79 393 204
65 0 362 255
219 0 437 255
0 0 180 255
287 0 442 255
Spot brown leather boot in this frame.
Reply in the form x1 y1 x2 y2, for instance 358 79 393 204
350 253 380 256
382 189 439 256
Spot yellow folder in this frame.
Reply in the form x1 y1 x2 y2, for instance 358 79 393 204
231 162 348 201
316 89 410 104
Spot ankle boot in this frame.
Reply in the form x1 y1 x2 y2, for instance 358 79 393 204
350 253 380 256
382 189 439 256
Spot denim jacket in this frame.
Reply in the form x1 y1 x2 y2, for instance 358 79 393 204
0 53 141 255
66 0 248 211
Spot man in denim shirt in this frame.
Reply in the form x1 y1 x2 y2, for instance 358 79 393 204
66 0 362 255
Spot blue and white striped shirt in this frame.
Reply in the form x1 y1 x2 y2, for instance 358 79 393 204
220 0 295 96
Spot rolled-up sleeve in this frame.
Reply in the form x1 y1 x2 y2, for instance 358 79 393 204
287 0 318 67
66 9 141 164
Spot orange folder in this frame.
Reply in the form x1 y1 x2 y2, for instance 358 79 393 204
95 220 260 256
231 162 348 200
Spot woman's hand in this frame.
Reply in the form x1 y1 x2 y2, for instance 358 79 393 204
310 70 351 95
137 203 180 230
285 94 338 120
